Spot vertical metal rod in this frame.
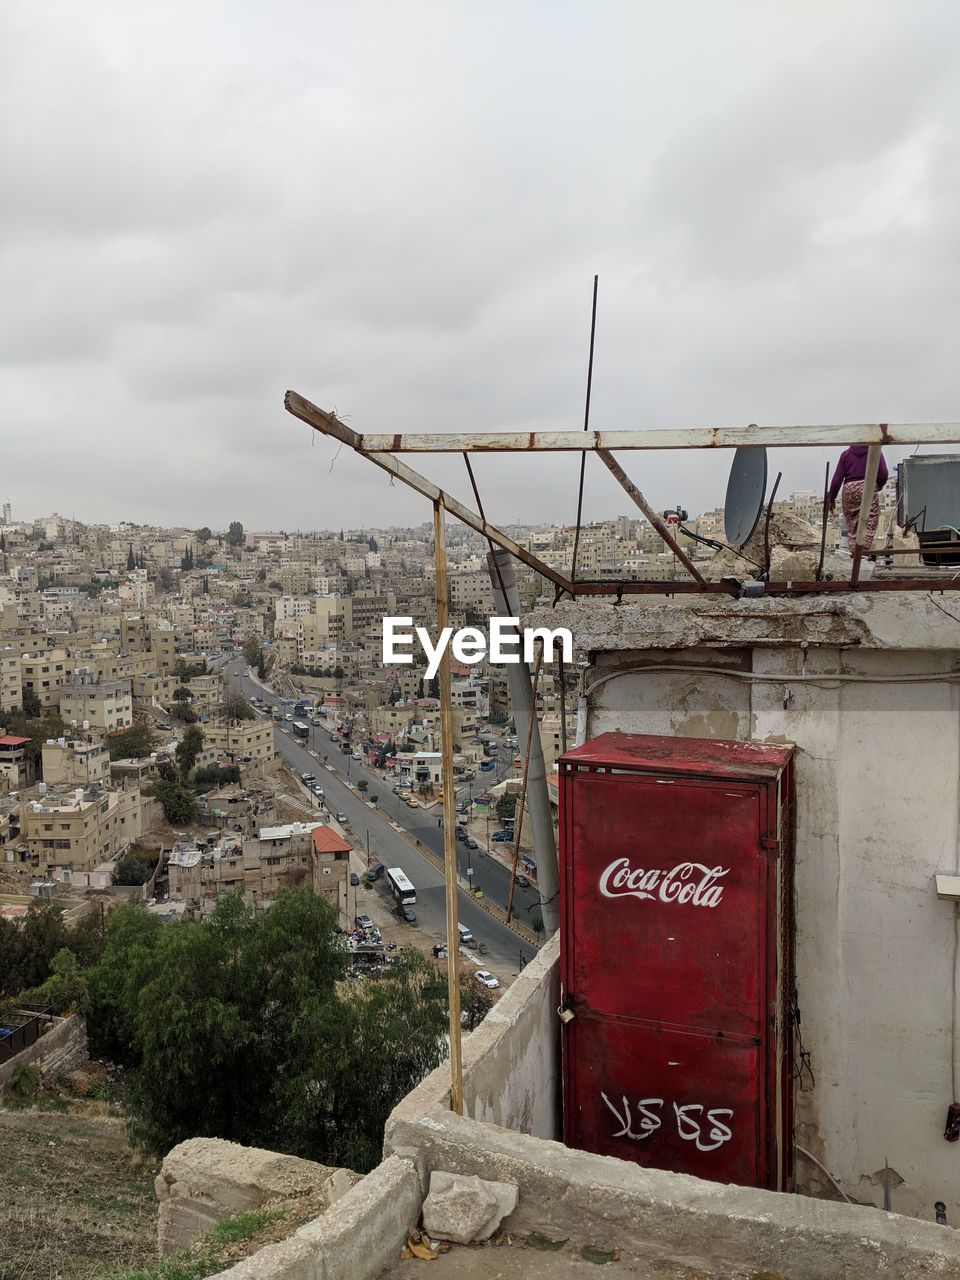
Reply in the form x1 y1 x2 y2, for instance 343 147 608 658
570 274 599 583
558 656 568 758
762 471 783 578
850 444 883 587
506 641 544 923
433 499 463 1116
816 461 830 580
488 550 560 935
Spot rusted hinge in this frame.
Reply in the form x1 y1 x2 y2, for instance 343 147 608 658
760 836 781 856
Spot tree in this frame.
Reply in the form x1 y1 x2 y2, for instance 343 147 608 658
127 544 135 571
114 848 158 886
81 892 446 1170
370 794 378 807
496 792 518 823
242 636 262 667
176 724 204 781
21 688 41 718
107 721 157 761
172 686 192 704
196 527 212 543
224 696 254 721
357 780 368 796
257 651 267 680
226 521 244 548
148 780 197 825
158 567 174 592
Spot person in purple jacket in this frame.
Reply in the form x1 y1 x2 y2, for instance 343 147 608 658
828 445 889 554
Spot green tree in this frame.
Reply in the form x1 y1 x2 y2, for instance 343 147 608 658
83 904 163 1062
114 848 157 886
37 948 87 1011
21 688 41 718
148 780 198 825
224 696 254 721
496 792 518 823
172 686 191 704
176 725 204 781
242 635 262 667
127 544 135 571
17 902 68 991
226 521 244 548
196 526 212 543
107 721 157 761
357 780 368 796
257 651 267 680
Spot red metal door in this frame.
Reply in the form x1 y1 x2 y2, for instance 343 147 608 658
560 732 793 1190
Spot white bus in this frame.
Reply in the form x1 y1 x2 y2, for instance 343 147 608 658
292 720 309 739
386 867 416 906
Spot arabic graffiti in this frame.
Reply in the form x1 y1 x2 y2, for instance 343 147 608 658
600 1092 734 1152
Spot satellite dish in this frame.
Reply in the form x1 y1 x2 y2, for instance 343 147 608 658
724 446 767 547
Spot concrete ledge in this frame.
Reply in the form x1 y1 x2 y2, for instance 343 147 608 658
386 1110 960 1280
386 933 560 1145
157 1138 356 1257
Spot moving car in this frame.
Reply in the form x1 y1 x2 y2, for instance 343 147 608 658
474 970 500 989
465 837 480 850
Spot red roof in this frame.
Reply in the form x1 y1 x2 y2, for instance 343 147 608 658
0 735 30 747
311 826 352 855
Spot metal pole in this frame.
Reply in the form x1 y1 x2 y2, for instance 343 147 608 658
487 549 560 935
434 500 463 1115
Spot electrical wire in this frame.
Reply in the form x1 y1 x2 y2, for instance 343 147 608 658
583 663 960 700
795 1146 853 1204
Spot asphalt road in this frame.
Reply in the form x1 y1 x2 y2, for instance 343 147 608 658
224 660 538 972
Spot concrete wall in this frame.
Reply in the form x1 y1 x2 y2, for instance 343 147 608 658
0 1014 88 1089
533 592 960 1222
391 934 561 1141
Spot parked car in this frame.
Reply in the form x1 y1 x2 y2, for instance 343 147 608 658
302 772 316 783
313 786 325 797
350 872 360 886
465 837 480 850
491 831 513 842
367 861 384 882
398 904 417 923
393 783 404 793
335 811 348 823
352 751 362 761
475 970 500 989
515 874 531 889
354 913 374 930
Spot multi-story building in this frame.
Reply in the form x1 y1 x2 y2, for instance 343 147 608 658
41 738 110 787
204 719 278 768
19 785 143 874
0 644 22 713
0 734 33 789
20 649 69 710
60 673 133 733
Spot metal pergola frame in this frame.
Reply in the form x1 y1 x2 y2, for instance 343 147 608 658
286 390 960 598
285 389 960 1114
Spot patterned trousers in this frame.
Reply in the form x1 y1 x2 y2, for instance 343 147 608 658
842 480 880 554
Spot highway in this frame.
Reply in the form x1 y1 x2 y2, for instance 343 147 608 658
223 660 539 972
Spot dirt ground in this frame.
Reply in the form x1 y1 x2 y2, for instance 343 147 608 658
376 1234 735 1279
0 1106 157 1280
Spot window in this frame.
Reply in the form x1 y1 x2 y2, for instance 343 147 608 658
43 823 53 832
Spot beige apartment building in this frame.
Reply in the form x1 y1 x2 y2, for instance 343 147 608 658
41 738 110 787
205 719 277 767
0 645 22 713
20 649 69 710
60 675 134 733
20 786 143 874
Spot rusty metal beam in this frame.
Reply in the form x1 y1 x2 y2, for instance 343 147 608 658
565 578 960 596
285 391 575 594
597 449 706 584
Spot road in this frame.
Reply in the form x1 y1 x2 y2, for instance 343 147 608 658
223 660 538 972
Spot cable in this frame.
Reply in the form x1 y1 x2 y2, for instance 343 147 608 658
795 1146 853 1204
583 663 960 700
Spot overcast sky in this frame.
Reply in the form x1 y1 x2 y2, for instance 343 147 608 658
3 1 959 533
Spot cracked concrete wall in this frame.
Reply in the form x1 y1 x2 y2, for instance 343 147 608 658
538 592 960 1222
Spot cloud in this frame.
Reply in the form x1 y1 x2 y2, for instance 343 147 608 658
2 1 958 531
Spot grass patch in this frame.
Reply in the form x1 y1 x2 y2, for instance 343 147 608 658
112 1209 286 1280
